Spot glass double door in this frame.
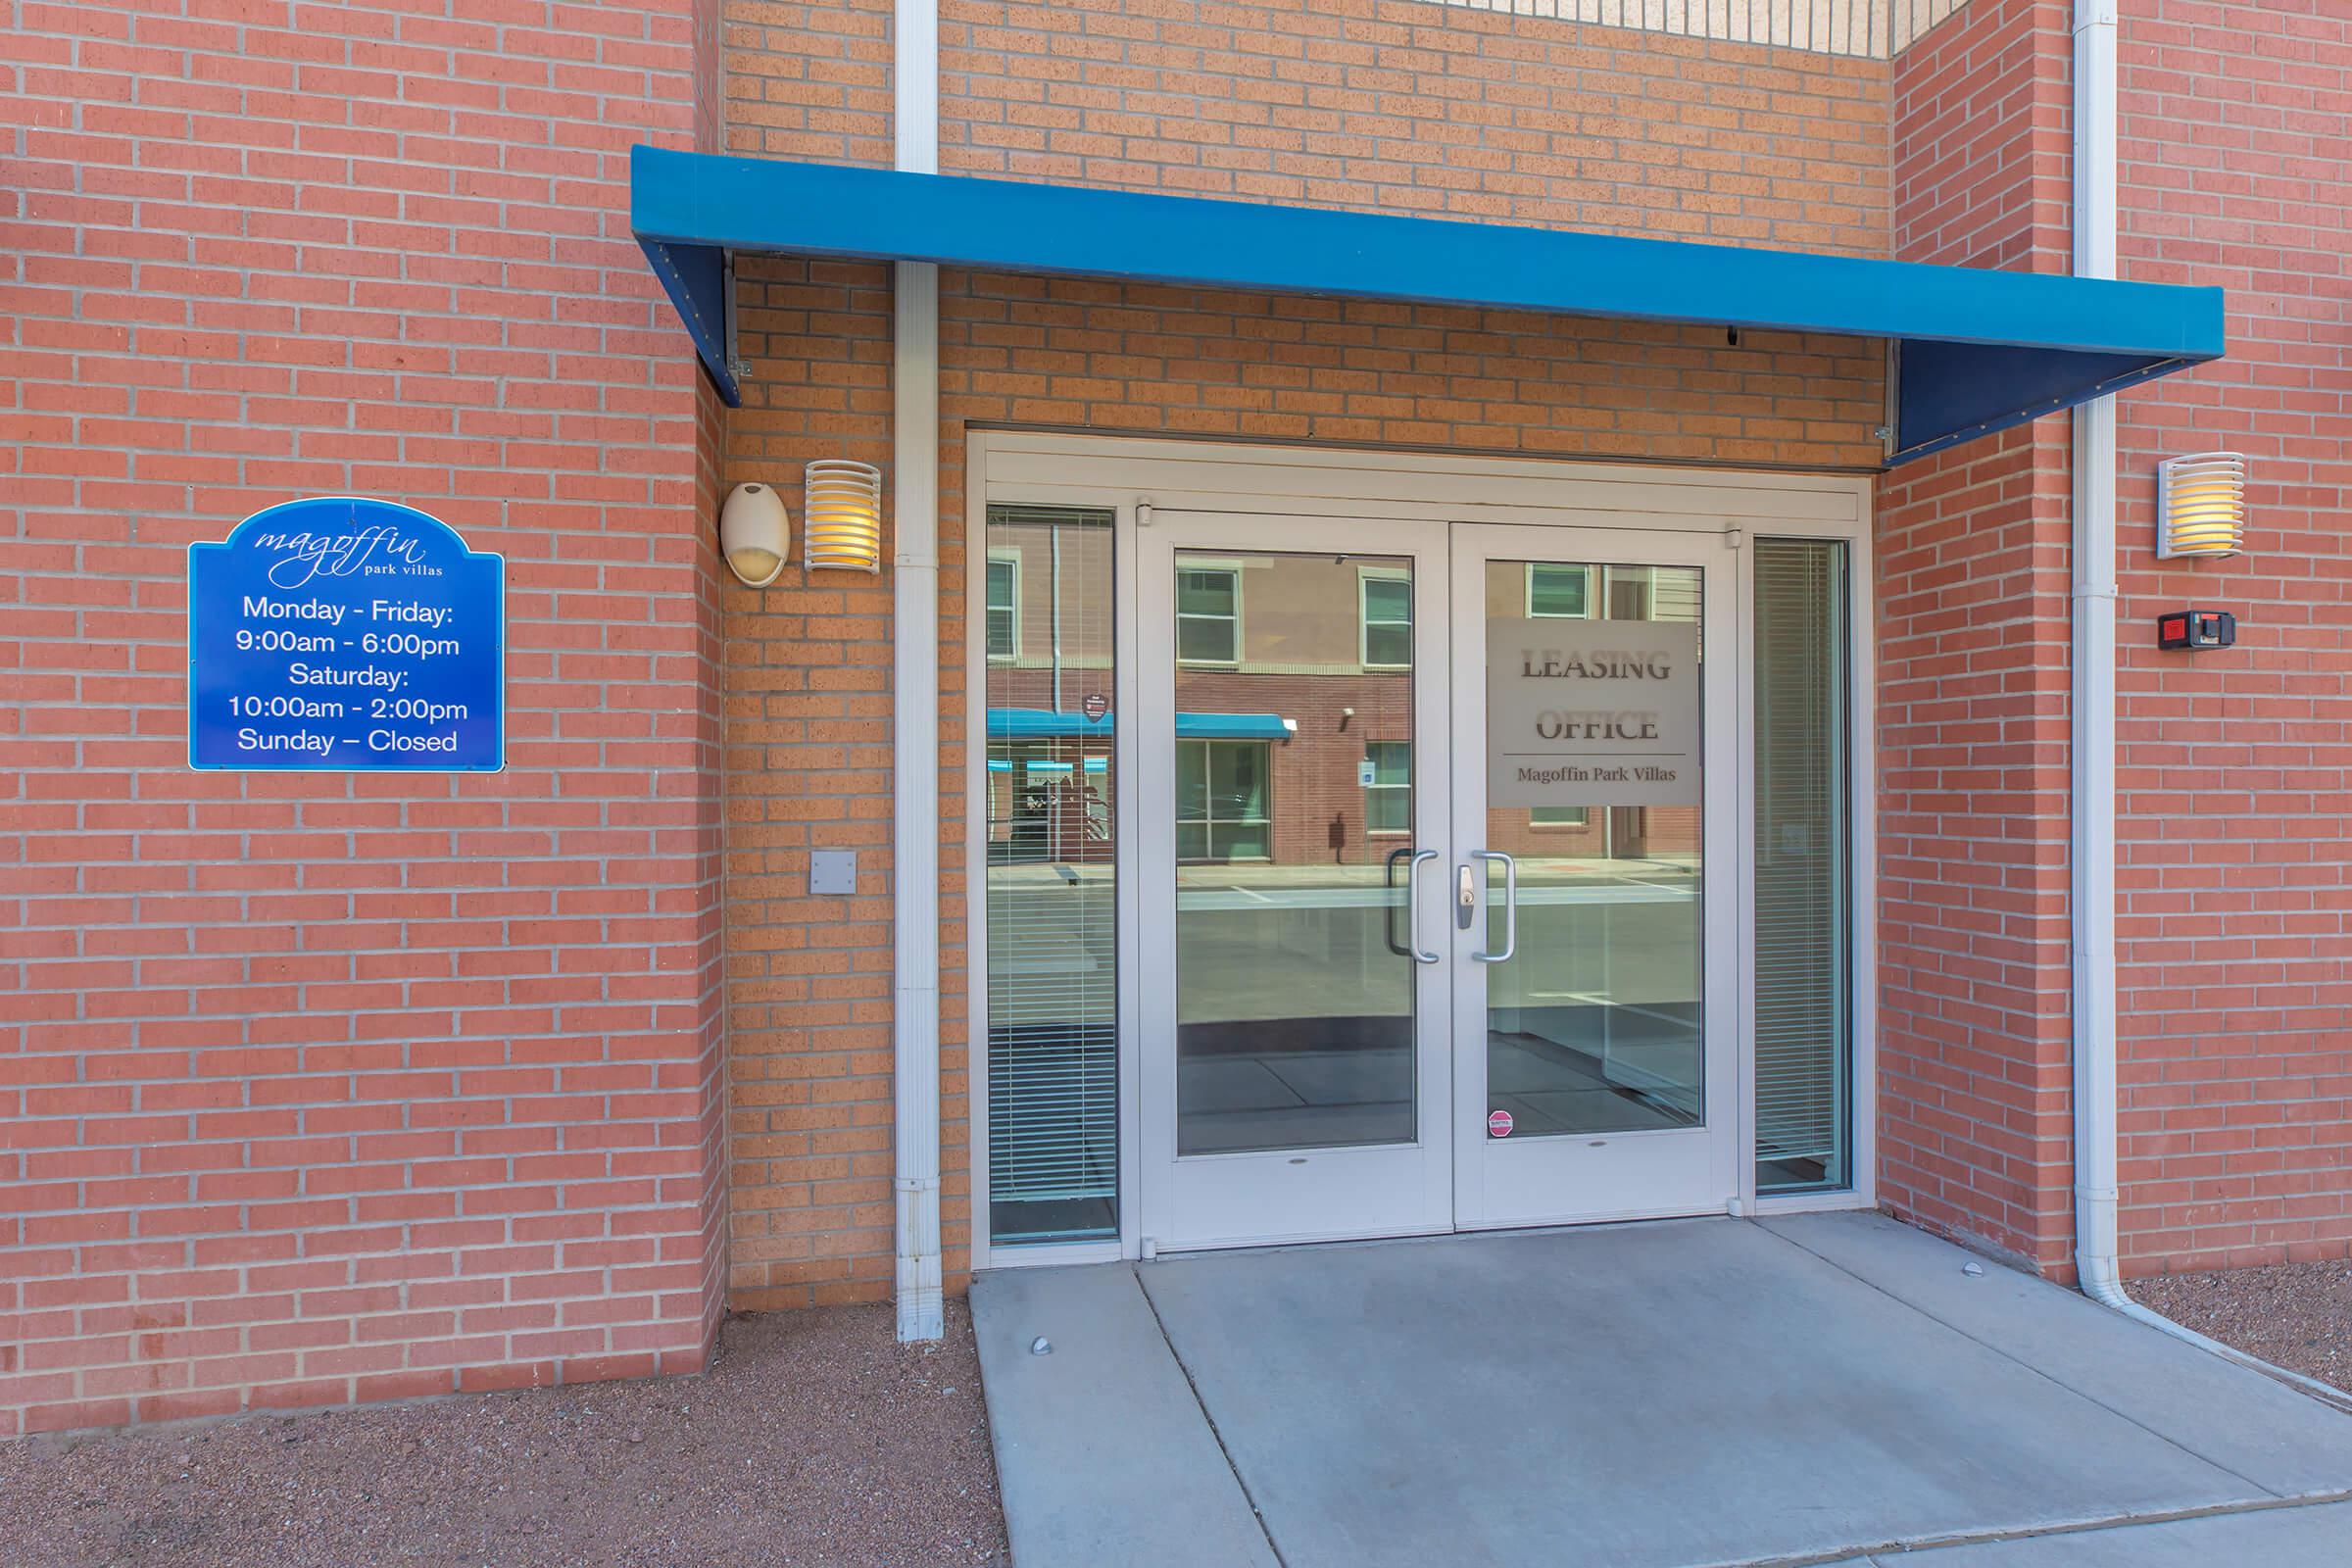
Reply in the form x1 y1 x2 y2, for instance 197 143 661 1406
1137 514 1739 1250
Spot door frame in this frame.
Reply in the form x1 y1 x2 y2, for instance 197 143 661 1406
1135 512 1455 1251
1446 521 1742 1232
966 431 1878 1271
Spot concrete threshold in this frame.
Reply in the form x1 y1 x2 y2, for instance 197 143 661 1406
970 1262 1278 1568
974 1215 2352 1568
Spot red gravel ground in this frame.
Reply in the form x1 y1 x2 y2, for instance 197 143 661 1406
2137 1260 2352 1396
0 1302 1008 1568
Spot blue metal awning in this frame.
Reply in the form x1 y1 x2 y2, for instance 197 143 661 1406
631 144 2225 465
989 708 1293 742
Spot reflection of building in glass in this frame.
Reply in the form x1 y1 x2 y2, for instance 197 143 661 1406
983 508 1119 1244
984 527 1722 1192
1170 550 1421 1157
1479 559 1707 1139
986 536 1705 871
985 510 1117 869
1148 553 1702 867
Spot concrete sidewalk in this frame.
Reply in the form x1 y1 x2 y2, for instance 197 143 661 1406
972 1213 2352 1567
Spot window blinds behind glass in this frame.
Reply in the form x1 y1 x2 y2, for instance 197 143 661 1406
984 506 1120 1244
1753 538 1852 1193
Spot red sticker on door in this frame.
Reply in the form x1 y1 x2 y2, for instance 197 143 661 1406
1488 1109 1513 1139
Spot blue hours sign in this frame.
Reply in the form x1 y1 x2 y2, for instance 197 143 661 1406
187 497 505 772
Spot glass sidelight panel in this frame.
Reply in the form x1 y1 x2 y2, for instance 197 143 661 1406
1482 562 1705 1140
1753 539 1852 1193
985 505 1118 1245
1175 551 1419 1155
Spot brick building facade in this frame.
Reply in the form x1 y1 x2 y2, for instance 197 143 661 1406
4 0 2345 1437
3 0 731 1437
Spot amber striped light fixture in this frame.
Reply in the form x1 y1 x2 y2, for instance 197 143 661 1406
803 460 884 572
2156 452 2246 560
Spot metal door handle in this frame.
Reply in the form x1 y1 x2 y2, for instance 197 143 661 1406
1472 850 1517 964
1382 846 1415 958
1403 849 1441 964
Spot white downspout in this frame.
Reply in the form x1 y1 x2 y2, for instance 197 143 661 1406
2067 0 2352 1411
2069 0 2125 1324
891 0 945 1343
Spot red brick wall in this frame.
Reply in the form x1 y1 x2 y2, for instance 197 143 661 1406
0 0 724 1437
20 0 2324 1442
1876 0 2078 1274
2111 0 2352 1273
1890 0 2070 270
1881 0 2352 1279
1875 426 2078 1272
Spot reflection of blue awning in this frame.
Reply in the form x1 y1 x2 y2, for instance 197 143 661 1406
988 708 1109 740
631 145 2225 462
987 708 1292 741
1180 711 1292 741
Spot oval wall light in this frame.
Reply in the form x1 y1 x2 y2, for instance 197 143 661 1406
719 481 791 587
2156 452 2246 560
804 460 884 573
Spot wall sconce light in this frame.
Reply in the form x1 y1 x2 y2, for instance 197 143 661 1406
2156 452 2246 560
720 481 790 587
804 460 884 572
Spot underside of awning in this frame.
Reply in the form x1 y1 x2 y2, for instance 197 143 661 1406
630 144 2225 466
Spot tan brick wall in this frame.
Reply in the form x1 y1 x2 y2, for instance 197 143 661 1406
692 372 735 1349
720 0 1895 255
1432 1 1985 60
938 272 1885 466
722 0 895 164
717 261 903 1310
717 251 1886 1303
941 0 1891 255
715 0 1899 1302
